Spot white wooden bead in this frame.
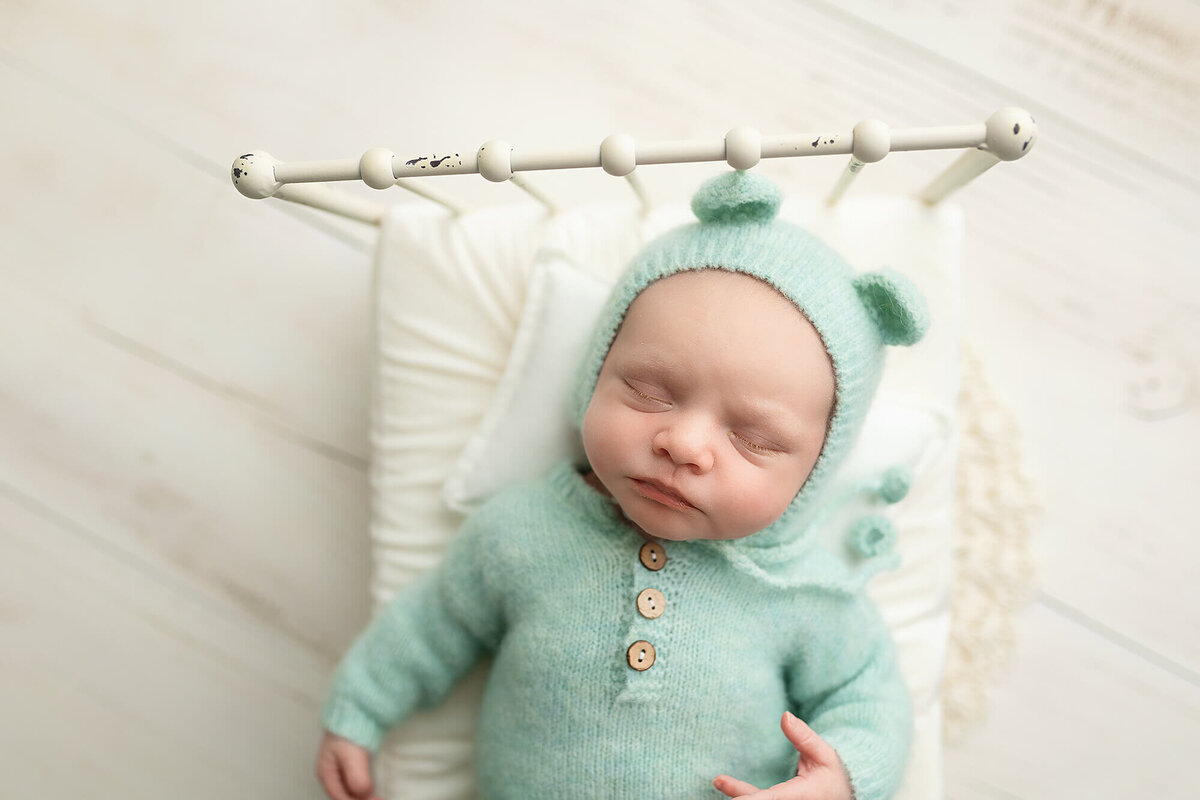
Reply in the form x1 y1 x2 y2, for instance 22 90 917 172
852 120 890 163
230 152 282 199
477 140 514 182
600 134 637 176
724 127 761 170
359 148 397 190
983 107 1037 161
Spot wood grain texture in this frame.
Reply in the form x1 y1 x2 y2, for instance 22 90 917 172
0 271 371 657
0 0 1196 797
0 492 329 799
943 600 1200 798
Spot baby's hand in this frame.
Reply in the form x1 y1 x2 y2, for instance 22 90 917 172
713 712 854 800
315 731 382 800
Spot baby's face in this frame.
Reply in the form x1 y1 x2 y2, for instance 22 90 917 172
582 270 835 541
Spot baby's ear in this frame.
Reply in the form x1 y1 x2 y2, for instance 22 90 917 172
852 269 930 347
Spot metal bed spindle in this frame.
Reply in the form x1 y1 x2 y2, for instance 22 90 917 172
231 107 1036 225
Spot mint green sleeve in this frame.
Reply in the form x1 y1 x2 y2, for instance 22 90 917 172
320 513 505 752
787 597 913 800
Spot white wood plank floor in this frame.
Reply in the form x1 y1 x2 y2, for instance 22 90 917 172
1 1 1196 798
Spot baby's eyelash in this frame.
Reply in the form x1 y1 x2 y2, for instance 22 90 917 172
730 431 777 454
625 381 668 404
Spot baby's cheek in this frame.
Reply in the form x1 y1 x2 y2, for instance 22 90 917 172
581 403 625 477
759 495 794 530
580 401 608 462
725 484 793 536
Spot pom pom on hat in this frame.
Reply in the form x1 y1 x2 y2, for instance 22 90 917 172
690 171 782 224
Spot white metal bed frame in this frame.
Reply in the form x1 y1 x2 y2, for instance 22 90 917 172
231 107 1036 224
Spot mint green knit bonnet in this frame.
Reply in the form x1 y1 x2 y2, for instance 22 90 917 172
571 171 930 540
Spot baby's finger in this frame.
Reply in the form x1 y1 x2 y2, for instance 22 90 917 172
722 777 814 800
316 753 353 800
337 747 376 800
781 712 840 768
713 774 761 797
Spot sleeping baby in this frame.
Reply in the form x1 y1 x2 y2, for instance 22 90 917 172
316 170 928 800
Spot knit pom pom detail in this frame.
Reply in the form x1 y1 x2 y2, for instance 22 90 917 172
877 465 912 504
691 171 782 225
850 515 897 558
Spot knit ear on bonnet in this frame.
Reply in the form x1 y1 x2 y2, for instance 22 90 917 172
852 270 929 347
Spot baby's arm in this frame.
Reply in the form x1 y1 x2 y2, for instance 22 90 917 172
778 597 913 800
319 512 506 756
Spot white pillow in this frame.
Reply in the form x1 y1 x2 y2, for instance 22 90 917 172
369 196 961 800
441 255 601 512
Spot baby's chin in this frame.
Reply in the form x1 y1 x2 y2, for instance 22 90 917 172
640 528 702 542
622 512 755 543
619 510 696 542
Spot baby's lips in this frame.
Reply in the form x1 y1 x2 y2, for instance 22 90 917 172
633 478 696 510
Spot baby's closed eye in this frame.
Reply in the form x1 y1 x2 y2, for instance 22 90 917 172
729 430 783 456
624 379 671 408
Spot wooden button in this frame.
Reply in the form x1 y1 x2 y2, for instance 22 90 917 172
638 541 666 571
626 640 656 671
636 588 665 619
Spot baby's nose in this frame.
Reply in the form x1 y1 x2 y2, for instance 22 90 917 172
653 419 716 472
